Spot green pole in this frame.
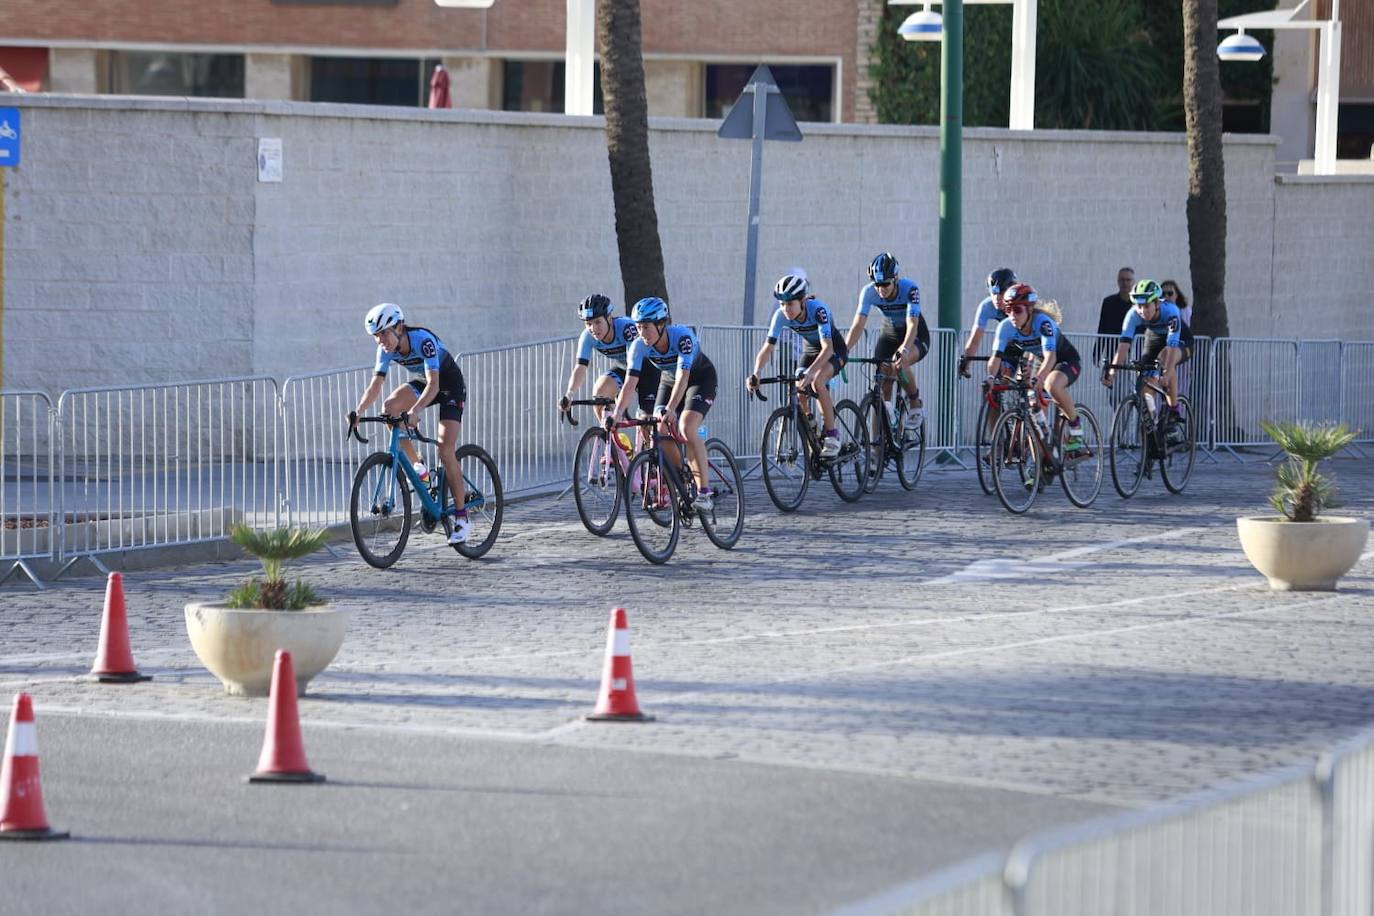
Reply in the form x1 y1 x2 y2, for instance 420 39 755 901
937 0 963 454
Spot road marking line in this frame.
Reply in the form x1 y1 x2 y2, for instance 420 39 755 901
929 526 1208 583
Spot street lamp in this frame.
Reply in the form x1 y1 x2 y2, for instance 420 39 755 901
888 0 1037 130
1218 0 1342 175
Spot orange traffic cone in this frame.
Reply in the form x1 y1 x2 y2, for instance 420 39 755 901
247 651 325 784
585 607 654 722
90 572 151 683
0 693 70 840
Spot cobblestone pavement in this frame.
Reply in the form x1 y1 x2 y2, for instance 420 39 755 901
4 459 1373 810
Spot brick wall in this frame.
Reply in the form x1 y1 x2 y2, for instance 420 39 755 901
3 96 1372 397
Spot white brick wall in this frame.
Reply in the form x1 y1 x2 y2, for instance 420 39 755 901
3 95 1372 398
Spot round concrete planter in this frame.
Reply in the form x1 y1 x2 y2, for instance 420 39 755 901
1236 516 1370 591
184 602 347 697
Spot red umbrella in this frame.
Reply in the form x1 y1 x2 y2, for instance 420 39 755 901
428 64 451 109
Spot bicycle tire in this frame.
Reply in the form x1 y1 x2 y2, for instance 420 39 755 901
1109 398 1147 499
350 451 411 569
624 449 679 564
1059 405 1104 508
699 438 745 550
990 411 1040 515
1160 396 1197 494
858 394 886 494
828 399 871 503
572 427 623 536
761 405 809 513
894 398 926 491
451 444 503 559
974 394 994 495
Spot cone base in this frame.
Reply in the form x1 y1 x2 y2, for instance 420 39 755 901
585 711 655 722
247 770 326 784
0 827 71 841
90 671 152 684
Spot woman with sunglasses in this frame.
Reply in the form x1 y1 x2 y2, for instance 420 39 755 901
987 283 1089 459
1160 280 1191 326
1102 279 1192 442
958 267 1019 378
843 252 928 431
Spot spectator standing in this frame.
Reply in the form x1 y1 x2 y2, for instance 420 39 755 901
1161 279 1193 398
1094 267 1135 383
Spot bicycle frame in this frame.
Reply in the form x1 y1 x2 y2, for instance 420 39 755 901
624 416 697 521
563 397 645 483
754 375 826 473
350 417 486 521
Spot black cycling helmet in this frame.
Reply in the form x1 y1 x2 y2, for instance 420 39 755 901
868 252 899 284
987 268 1017 297
578 294 612 320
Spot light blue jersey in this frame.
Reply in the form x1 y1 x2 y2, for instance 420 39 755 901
576 317 640 370
627 324 700 379
767 298 842 348
1121 301 1184 348
995 312 1067 357
971 295 1002 334
374 326 452 377
856 278 921 330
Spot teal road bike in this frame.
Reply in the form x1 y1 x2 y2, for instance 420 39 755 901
347 413 504 568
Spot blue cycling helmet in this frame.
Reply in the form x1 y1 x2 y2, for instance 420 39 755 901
631 296 669 323
868 252 899 284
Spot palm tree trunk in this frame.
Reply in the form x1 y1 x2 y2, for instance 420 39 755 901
597 0 669 307
1181 0 1229 340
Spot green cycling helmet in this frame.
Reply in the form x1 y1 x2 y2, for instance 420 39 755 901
1130 279 1162 306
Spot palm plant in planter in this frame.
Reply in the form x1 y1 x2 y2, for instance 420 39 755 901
1236 421 1368 591
184 525 348 697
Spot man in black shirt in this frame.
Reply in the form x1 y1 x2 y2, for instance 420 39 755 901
1094 266 1135 370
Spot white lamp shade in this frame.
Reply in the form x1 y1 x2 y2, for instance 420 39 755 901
898 9 944 42
1217 33 1265 62
433 0 496 6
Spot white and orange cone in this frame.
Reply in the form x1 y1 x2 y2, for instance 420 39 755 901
247 651 325 784
585 607 653 722
90 572 151 683
0 693 70 840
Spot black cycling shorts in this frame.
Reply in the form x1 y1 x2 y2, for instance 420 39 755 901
1142 329 1193 366
404 359 466 423
606 365 660 417
873 316 930 364
656 355 718 418
801 331 849 377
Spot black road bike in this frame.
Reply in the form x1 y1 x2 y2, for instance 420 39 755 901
752 373 871 512
1104 359 1197 498
849 357 926 493
988 379 1104 514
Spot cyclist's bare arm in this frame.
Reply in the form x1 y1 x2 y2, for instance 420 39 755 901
750 341 776 384
353 375 386 418
561 364 588 406
843 311 867 352
411 368 442 413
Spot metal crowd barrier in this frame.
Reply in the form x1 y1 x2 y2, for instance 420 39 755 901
1209 338 1302 457
0 391 55 587
1339 342 1374 448
279 365 377 530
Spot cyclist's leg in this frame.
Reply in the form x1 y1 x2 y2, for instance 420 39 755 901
682 363 718 490
593 369 623 423
813 359 838 432
873 329 900 403
1046 363 1079 423
1159 346 1182 407
435 379 467 510
901 316 931 403
384 382 423 468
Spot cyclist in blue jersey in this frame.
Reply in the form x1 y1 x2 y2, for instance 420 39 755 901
987 283 1089 459
844 252 927 431
1102 279 1193 442
349 303 470 545
558 293 660 422
958 267 1020 378
748 273 847 459
606 297 720 510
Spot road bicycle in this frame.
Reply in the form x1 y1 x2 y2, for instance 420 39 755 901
752 372 871 512
347 414 504 568
987 378 1104 514
1104 359 1197 498
560 396 646 536
616 414 745 564
849 357 925 493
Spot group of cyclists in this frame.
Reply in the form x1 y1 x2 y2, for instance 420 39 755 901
344 251 1195 552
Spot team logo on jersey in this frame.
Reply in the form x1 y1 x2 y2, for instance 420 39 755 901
623 324 639 341
815 307 829 325
677 336 694 355
421 339 438 359
1038 319 1054 337
1167 317 1179 333
907 287 920 304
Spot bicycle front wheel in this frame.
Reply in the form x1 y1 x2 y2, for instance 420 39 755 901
1109 398 1147 499
699 438 745 550
761 406 809 512
452 444 503 559
350 451 412 569
990 411 1040 515
1059 405 1104 508
828 399 871 503
894 398 926 491
858 394 886 494
624 450 680 564
974 393 996 495
572 427 623 536
1160 396 1197 494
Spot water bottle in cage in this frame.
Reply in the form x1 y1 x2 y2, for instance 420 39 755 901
1143 389 1159 418
697 424 709 440
1031 395 1051 440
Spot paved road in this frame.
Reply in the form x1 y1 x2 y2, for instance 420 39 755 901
2 459 1372 914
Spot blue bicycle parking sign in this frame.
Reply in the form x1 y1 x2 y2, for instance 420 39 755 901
0 107 21 167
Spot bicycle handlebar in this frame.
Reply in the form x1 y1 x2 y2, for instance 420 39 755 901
1103 359 1163 373
345 413 438 446
560 396 614 427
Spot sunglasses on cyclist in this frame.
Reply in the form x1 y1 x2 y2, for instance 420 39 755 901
1131 295 1156 306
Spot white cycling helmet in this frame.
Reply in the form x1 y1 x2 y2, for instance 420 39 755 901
365 302 404 335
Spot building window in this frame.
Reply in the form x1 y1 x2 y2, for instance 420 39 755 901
309 57 441 107
704 64 834 123
502 60 603 114
1338 104 1374 160
110 52 244 98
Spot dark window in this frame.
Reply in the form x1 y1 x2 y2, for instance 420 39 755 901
309 57 440 107
273 0 396 5
502 60 603 114
704 64 834 123
110 52 244 98
1338 104 1374 160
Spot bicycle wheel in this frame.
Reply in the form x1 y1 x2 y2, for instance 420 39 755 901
451 444 503 559
1109 398 1147 499
761 405 809 512
699 438 745 550
572 427 623 536
1059 405 1104 508
974 394 995 495
858 394 886 494
624 450 679 564
990 411 1040 515
894 397 926 491
828 399 871 502
350 452 411 569
1160 396 1197 494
